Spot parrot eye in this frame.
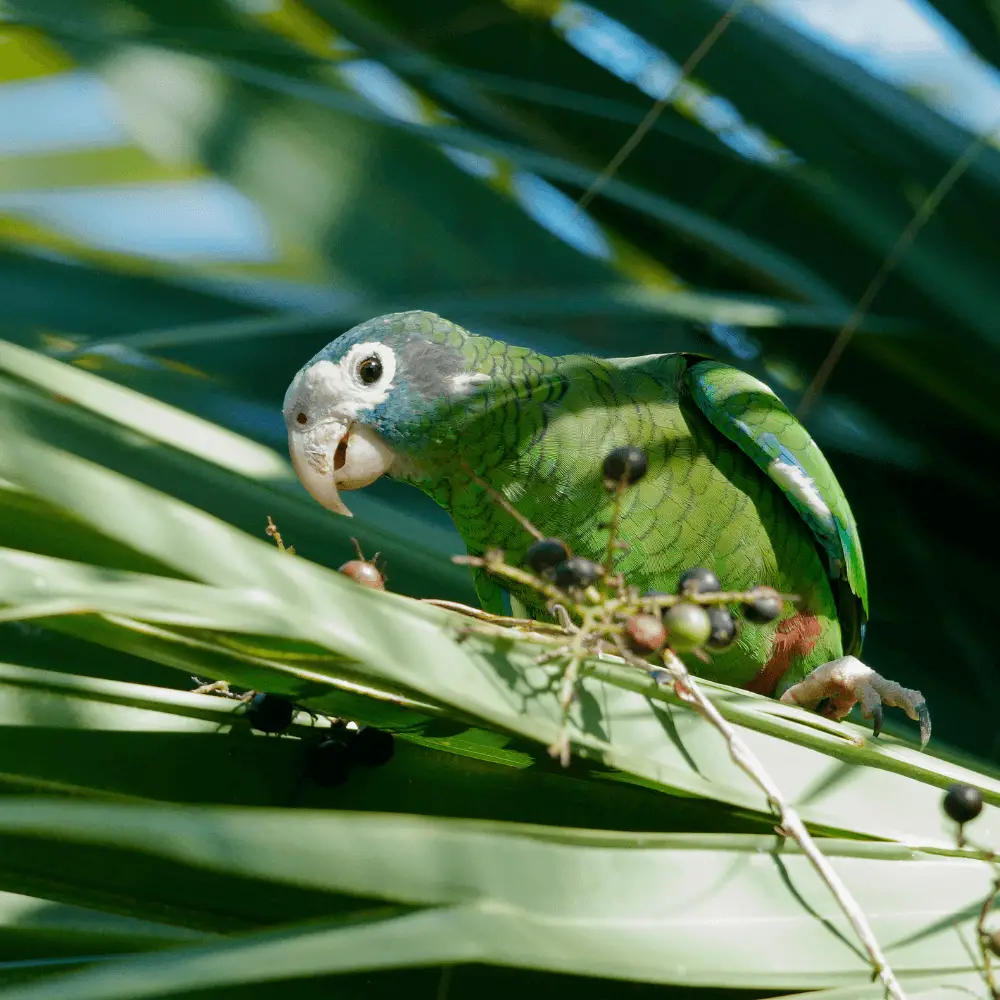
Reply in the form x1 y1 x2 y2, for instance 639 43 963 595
357 355 383 385
295 412 308 425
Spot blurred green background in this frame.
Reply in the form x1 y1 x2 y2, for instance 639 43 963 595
2 0 999 760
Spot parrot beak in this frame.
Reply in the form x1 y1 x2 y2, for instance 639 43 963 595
288 420 396 518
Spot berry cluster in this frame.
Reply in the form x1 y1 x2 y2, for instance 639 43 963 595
191 522 397 787
455 446 796 765
245 692 395 787
628 565 781 657
468 445 792 664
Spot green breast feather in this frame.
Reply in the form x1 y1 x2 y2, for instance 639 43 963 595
681 358 868 656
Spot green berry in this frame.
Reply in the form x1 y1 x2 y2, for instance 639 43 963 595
523 538 571 575
603 446 648 486
678 567 721 595
943 783 983 825
663 602 712 651
246 693 294 734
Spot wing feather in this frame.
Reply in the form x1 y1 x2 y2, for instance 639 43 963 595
683 358 867 654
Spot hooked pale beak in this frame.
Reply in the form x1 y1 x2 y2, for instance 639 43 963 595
288 420 395 517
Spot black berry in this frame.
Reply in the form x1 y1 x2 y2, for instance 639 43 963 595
246 693 295 734
603 446 648 486
339 560 385 590
523 537 571 575
553 557 603 589
663 602 712 651
624 614 666 655
678 567 721 595
306 738 352 787
349 727 395 767
943 783 983 825
743 589 783 624
705 606 738 650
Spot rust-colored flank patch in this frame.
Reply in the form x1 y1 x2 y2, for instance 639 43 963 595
744 609 822 697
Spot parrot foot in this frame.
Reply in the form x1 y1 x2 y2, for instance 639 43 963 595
779 656 931 748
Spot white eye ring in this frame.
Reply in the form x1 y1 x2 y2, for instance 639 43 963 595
343 342 396 392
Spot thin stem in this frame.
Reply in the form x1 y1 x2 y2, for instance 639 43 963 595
798 127 995 418
460 464 545 541
460 552 792 615
454 553 580 611
970 843 1000 999
549 608 596 766
979 873 999 998
265 515 294 554
460 621 573 648
643 586 799 610
421 598 566 633
602 483 627 578
646 648 908 1000
551 604 578 633
575 0 750 213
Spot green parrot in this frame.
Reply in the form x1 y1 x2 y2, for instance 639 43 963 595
283 310 929 744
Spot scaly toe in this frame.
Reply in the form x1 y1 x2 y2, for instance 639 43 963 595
866 676 930 746
779 657 930 748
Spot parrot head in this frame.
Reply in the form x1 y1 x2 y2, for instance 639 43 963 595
282 311 490 516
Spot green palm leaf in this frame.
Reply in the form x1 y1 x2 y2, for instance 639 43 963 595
2 1 1000 995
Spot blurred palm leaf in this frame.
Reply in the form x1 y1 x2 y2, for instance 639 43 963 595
925 0 1000 68
1 0 1000 995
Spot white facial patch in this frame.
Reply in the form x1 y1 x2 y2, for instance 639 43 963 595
284 342 397 428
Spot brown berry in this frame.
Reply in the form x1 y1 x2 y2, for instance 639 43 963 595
338 560 385 590
624 614 666 655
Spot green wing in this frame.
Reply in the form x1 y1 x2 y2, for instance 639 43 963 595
682 358 868 655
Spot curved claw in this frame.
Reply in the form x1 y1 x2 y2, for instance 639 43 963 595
871 703 884 739
779 656 931 750
916 703 932 749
